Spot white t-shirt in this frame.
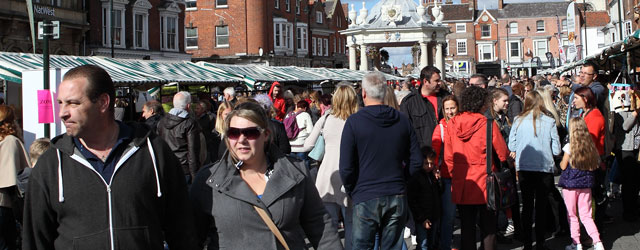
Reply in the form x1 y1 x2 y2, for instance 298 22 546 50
562 143 570 155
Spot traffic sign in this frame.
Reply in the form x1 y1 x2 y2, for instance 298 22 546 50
38 21 60 40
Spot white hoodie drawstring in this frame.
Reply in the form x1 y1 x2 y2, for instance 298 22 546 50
147 138 162 197
57 149 64 202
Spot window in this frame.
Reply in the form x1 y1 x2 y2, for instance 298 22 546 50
479 44 493 61
333 37 336 54
296 0 300 14
275 0 279 9
456 24 466 33
312 37 317 55
216 0 227 8
275 24 281 47
536 20 544 32
456 39 467 55
481 25 491 37
317 37 323 56
597 31 605 48
324 38 328 56
285 25 292 48
316 11 323 24
132 1 151 50
216 26 229 47
133 14 147 49
509 22 518 34
533 39 547 57
625 21 633 37
185 27 198 49
561 19 567 32
101 5 126 48
186 0 196 11
509 41 520 58
159 4 180 51
285 0 290 12
296 27 307 50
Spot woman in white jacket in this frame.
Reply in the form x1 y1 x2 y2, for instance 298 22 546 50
303 84 359 250
289 100 314 172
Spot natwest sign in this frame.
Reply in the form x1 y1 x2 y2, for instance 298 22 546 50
34 4 56 17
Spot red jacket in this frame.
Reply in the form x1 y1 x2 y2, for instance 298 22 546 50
444 112 509 205
268 82 286 121
432 118 451 179
583 108 605 155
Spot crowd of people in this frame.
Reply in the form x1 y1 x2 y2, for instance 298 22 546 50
0 62 637 250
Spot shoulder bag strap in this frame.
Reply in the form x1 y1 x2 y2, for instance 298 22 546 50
486 117 493 175
253 205 291 250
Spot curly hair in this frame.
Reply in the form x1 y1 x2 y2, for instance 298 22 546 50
568 117 600 171
0 105 17 141
460 86 488 113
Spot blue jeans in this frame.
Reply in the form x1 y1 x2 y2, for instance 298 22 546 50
439 178 456 250
324 202 353 250
352 194 408 250
416 219 440 250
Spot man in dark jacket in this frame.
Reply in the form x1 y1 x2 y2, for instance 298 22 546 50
340 72 423 250
400 66 450 148
23 65 197 250
156 91 201 183
194 100 214 163
142 100 164 131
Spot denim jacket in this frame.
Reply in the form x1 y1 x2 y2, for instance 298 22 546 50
508 113 562 173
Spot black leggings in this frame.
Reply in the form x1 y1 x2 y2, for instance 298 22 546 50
620 150 640 218
458 204 497 250
518 171 554 248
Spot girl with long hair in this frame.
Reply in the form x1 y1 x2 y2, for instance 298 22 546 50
431 94 458 250
559 118 604 250
508 91 562 250
303 84 359 249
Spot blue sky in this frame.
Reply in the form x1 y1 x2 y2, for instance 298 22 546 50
341 0 565 67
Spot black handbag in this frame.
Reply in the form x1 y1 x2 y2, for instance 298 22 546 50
486 118 517 211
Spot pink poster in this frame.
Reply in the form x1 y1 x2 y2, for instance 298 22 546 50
38 90 54 123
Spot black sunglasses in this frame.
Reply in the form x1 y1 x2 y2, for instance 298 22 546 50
227 127 263 140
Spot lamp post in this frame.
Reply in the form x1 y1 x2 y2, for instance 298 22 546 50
306 0 315 60
506 22 510 75
111 0 114 58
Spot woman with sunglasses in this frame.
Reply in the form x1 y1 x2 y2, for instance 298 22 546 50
190 102 342 250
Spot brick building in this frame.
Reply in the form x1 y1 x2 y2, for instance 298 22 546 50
489 2 572 77
86 0 190 60
0 0 89 55
427 3 476 76
604 0 636 44
185 0 347 67
474 8 500 76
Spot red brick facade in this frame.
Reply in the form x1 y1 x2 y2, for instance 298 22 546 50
186 0 346 67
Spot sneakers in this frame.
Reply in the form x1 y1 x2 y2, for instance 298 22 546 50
505 223 515 236
565 243 582 250
593 242 605 250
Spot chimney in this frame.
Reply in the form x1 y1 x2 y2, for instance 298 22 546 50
498 0 504 9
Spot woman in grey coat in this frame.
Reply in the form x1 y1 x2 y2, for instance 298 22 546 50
190 101 342 250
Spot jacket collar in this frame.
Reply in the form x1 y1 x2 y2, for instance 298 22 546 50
206 145 305 208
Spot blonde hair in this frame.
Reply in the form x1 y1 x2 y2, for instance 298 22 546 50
215 101 234 135
568 117 600 171
310 91 321 111
538 88 561 127
384 85 400 110
331 85 359 120
29 137 50 167
516 90 549 137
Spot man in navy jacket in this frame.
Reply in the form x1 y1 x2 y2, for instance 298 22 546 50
340 72 423 250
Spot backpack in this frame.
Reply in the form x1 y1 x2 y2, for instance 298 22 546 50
283 111 301 139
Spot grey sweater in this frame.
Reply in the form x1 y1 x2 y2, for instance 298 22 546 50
614 111 640 151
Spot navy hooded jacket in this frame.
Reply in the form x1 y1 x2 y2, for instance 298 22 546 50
339 105 423 204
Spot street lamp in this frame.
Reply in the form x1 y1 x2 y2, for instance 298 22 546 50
506 22 510 75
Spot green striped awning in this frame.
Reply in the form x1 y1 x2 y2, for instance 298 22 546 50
0 52 161 84
0 67 21 83
103 58 242 83
197 62 297 82
273 66 328 81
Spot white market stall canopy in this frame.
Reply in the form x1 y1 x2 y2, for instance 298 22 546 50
0 52 408 88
